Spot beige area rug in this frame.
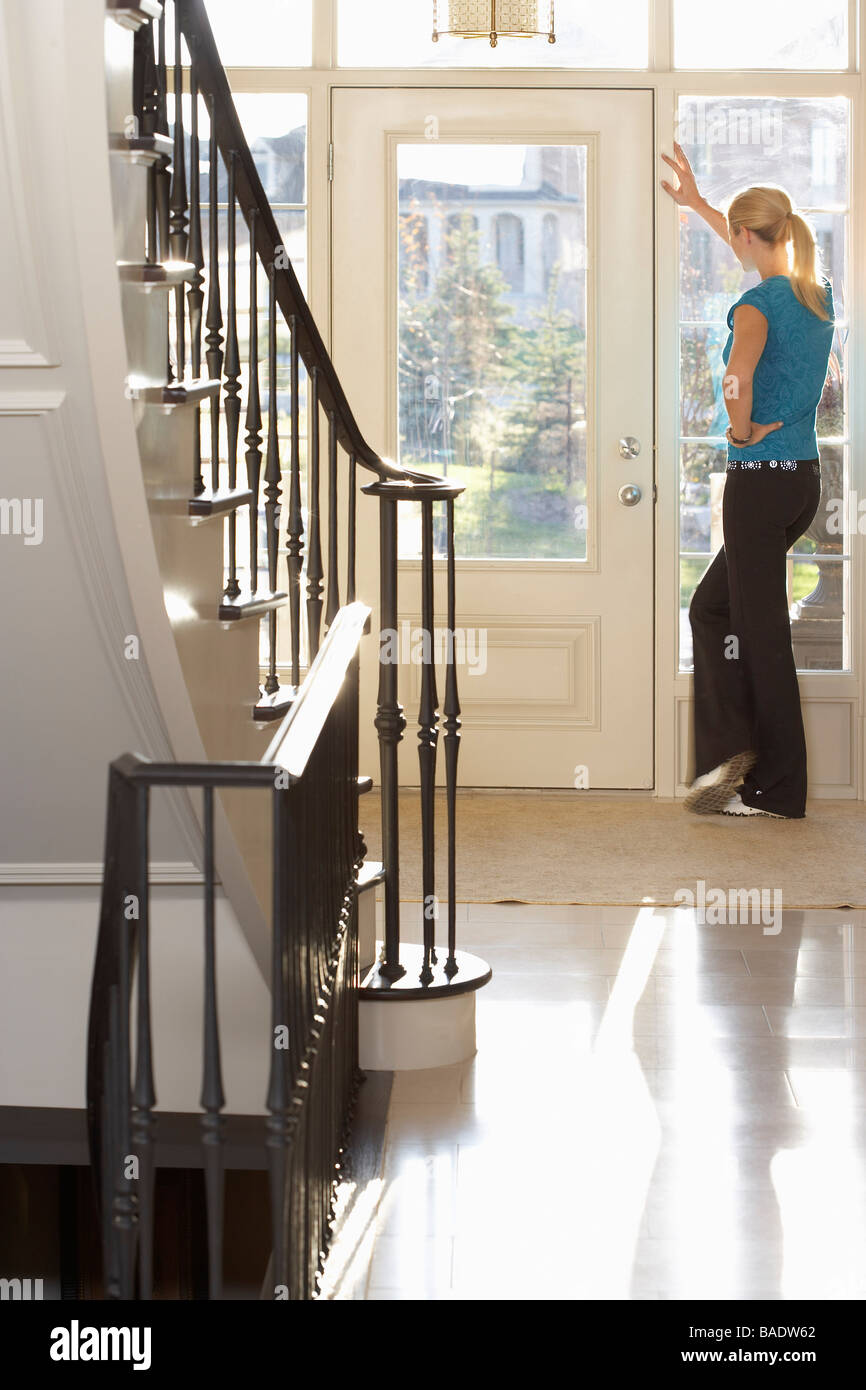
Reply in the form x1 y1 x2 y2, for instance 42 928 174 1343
359 792 866 908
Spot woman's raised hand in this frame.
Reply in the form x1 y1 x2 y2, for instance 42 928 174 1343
660 141 701 209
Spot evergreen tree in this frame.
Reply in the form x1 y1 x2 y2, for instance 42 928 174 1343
503 266 585 483
398 205 515 474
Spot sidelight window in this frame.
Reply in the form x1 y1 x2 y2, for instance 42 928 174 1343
676 95 850 673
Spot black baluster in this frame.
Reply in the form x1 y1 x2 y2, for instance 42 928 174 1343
169 1 187 380
99 1025 117 1296
206 95 223 493
287 316 304 688
245 209 262 596
111 911 136 1298
418 500 439 985
132 23 149 134
135 22 159 263
263 264 282 700
201 787 226 1300
306 366 324 658
154 9 170 267
376 497 406 981
325 412 339 627
266 785 292 1298
298 761 313 1301
347 452 357 603
187 63 205 495
130 784 156 1300
145 174 158 266
443 497 461 979
223 152 241 596
105 988 124 1297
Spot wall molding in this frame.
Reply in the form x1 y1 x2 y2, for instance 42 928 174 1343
40 399 204 871
0 389 66 414
0 1 61 370
0 861 206 886
0 339 53 369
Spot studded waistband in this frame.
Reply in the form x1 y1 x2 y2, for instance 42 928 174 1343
725 459 821 474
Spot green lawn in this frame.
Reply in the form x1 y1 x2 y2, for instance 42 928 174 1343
680 556 819 608
403 458 588 560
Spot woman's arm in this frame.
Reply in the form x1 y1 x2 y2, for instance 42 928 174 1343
724 304 782 446
660 142 730 245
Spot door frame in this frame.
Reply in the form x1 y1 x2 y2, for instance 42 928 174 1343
329 84 657 788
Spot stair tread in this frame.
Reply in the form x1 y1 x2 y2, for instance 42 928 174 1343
218 590 287 621
252 686 296 722
357 860 385 889
189 485 255 519
109 132 173 164
117 260 195 287
131 378 220 407
107 1 163 30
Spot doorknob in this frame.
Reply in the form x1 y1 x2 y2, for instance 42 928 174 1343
618 484 642 507
619 436 641 458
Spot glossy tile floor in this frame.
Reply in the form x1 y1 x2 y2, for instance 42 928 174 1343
329 903 866 1301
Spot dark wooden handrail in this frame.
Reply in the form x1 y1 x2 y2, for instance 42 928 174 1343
176 0 452 493
86 599 368 1299
95 602 370 791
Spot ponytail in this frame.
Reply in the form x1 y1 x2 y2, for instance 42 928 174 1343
788 211 830 320
727 185 830 321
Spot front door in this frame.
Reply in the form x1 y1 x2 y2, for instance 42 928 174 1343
332 87 654 788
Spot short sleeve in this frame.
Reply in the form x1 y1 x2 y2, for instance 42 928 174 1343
726 282 771 331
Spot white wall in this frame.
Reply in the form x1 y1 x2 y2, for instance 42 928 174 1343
0 0 272 1112
0 886 269 1113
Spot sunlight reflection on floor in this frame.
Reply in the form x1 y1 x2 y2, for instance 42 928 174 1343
325 902 866 1300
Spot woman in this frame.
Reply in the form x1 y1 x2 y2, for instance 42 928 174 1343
661 143 835 819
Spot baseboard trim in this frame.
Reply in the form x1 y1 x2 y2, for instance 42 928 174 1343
0 1107 265 1168
0 861 204 886
0 1085 393 1177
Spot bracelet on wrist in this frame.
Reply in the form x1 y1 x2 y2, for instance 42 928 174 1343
728 429 753 446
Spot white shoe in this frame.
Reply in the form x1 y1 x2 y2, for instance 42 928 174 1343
684 750 757 815
720 793 785 819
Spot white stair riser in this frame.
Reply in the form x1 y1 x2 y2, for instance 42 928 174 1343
358 884 378 976
359 993 476 1070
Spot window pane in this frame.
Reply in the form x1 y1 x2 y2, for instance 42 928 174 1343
679 439 726 671
171 0 312 67
676 96 850 673
676 97 848 209
174 95 307 214
674 0 847 69
232 95 307 206
680 325 729 438
789 443 847 670
396 142 588 561
810 212 847 322
338 0 648 68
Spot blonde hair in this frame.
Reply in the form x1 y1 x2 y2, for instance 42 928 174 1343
726 185 830 320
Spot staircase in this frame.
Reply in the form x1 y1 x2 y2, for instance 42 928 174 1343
83 0 493 1298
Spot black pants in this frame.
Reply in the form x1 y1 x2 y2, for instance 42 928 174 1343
689 458 821 819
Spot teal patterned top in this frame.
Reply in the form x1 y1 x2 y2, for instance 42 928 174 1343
722 274 835 461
